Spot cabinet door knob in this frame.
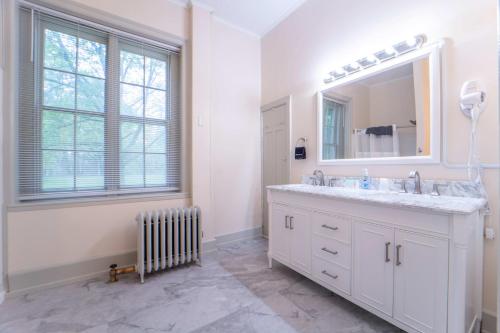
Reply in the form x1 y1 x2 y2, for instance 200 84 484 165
321 270 338 279
385 242 391 262
396 245 402 266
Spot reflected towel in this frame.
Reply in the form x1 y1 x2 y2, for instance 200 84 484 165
365 125 393 136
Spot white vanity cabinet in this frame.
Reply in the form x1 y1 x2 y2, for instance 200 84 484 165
270 203 311 274
267 187 485 333
392 230 449 333
353 222 449 332
353 222 394 317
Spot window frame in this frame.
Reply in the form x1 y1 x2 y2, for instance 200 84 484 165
321 95 351 160
15 6 183 202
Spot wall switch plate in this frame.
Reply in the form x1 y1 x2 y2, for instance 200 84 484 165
197 115 204 127
485 227 496 240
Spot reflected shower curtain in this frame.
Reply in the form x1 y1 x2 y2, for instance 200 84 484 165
323 99 346 159
354 125 400 158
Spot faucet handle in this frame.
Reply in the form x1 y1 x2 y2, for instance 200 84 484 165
328 177 338 187
431 183 447 196
394 179 407 193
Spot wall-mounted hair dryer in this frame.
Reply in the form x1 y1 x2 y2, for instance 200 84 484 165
460 80 486 118
459 80 486 185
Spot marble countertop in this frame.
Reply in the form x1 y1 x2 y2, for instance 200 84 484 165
267 184 487 215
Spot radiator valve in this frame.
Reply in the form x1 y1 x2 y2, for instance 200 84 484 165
108 264 136 283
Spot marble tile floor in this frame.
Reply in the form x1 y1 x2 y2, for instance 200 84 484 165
0 238 404 333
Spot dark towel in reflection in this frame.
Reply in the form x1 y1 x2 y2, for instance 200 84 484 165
366 125 393 136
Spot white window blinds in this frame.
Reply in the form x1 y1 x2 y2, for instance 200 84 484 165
17 6 182 201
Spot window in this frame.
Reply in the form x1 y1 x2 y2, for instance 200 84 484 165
119 47 169 188
322 98 349 159
41 28 106 191
17 7 181 201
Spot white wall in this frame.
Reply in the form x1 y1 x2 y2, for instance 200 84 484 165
211 19 262 237
0 0 4 301
369 76 415 128
4 0 262 285
191 4 214 241
8 198 189 273
262 0 499 314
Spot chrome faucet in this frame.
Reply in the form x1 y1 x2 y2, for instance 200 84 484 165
313 169 325 186
408 170 422 194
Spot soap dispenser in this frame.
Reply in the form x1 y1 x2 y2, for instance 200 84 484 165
360 168 371 189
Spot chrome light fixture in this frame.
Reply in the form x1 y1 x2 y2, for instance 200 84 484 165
356 55 378 68
374 47 397 61
323 34 427 84
329 68 346 79
392 35 426 54
343 62 361 73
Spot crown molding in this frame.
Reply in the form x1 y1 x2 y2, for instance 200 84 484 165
212 16 260 39
165 0 306 38
260 0 308 37
165 0 189 8
188 0 214 13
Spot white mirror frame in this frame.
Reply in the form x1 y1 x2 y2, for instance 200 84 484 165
317 41 442 165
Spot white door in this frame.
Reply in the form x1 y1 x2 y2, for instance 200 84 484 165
262 98 290 236
353 221 394 316
270 204 291 264
289 208 311 274
394 230 448 333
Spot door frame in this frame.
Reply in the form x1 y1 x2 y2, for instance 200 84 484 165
260 96 292 237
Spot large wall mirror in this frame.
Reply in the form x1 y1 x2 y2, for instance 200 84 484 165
317 44 441 165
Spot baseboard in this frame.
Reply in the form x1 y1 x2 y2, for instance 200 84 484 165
7 251 136 296
7 226 263 296
482 310 497 333
215 226 262 245
468 315 480 333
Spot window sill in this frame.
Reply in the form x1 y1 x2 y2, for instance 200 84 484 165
7 191 191 212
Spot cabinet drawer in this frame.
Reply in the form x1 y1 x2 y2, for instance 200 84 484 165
313 235 351 269
312 257 351 295
312 211 351 243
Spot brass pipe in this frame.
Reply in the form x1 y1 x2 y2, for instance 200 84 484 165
108 264 136 283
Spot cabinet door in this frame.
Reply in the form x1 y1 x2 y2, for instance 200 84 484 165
289 208 311 273
394 231 448 333
353 221 394 316
270 204 291 264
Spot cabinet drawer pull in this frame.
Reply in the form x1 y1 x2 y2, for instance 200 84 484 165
289 216 294 230
322 224 338 231
285 216 289 229
396 245 402 266
385 242 391 263
321 270 338 279
321 247 338 255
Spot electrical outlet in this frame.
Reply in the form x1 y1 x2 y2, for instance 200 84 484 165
485 227 496 240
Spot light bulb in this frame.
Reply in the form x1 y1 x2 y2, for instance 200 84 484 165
384 47 396 55
405 36 417 47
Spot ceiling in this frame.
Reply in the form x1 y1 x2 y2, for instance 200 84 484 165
175 0 307 37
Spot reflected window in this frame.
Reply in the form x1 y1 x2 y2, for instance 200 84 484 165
323 98 348 159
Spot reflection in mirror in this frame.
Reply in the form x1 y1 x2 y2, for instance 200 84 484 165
321 57 430 160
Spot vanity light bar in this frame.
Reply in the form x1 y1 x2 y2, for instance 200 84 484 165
324 34 427 84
